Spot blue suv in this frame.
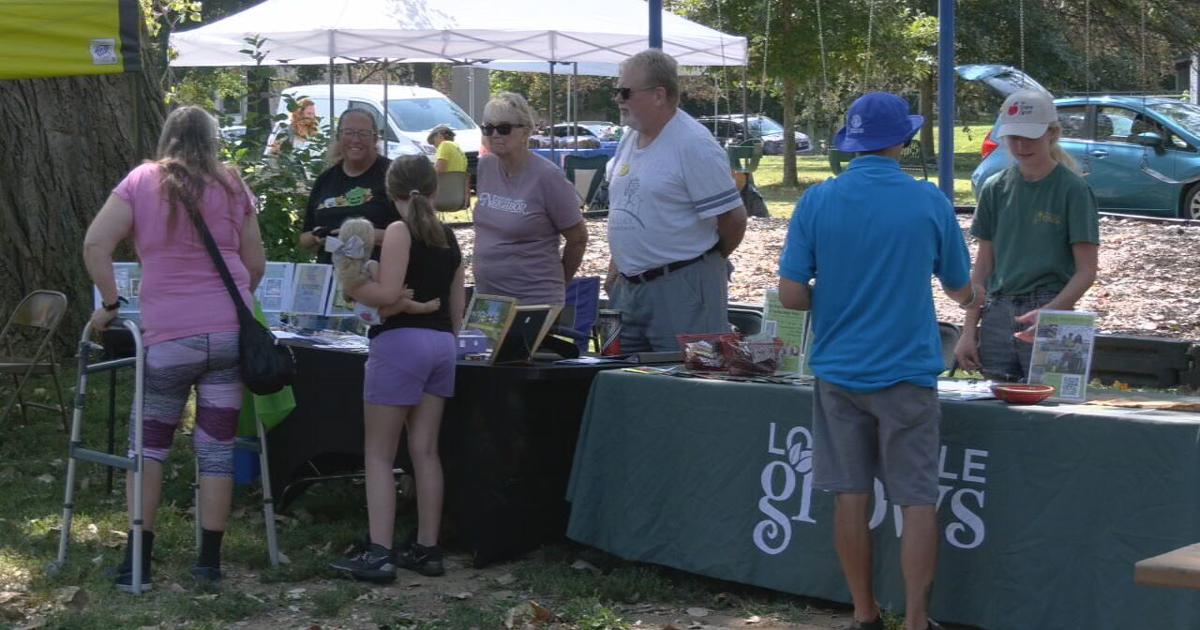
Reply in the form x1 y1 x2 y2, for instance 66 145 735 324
959 65 1200 219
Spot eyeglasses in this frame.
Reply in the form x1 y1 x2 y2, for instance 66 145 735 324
481 123 526 136
612 86 660 101
339 129 376 140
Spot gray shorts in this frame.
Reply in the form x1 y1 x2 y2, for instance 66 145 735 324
609 249 729 353
977 290 1057 382
812 379 940 506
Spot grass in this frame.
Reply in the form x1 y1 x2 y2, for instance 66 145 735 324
753 123 989 218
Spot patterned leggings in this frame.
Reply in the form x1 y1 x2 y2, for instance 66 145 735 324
127 332 242 477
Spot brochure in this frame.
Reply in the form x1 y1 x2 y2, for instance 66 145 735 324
255 262 294 312
290 263 332 315
1027 310 1097 403
760 289 808 374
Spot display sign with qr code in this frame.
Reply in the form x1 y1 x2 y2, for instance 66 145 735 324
1027 310 1097 403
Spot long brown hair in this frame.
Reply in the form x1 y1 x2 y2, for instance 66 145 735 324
385 155 447 248
156 106 237 230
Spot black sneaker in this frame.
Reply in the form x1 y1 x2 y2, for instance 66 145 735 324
329 543 396 583
397 542 444 577
191 565 222 584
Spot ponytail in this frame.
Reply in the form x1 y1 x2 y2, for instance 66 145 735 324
385 156 447 248
405 189 448 248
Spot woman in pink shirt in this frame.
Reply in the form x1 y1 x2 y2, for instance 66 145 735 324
83 106 266 592
474 92 588 305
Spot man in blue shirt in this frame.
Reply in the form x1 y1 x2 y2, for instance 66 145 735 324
777 92 976 630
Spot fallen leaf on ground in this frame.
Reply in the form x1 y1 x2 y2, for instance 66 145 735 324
745 615 761 625
448 591 473 600
686 607 709 618
35 474 53 484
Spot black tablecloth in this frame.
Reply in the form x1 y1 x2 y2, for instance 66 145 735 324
267 341 617 565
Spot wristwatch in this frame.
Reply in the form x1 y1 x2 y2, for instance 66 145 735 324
102 296 127 312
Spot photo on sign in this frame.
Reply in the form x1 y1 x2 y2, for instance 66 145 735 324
290 263 332 315
1027 310 1097 402
461 293 518 355
255 262 294 312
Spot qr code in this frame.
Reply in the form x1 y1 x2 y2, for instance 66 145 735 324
1059 374 1082 399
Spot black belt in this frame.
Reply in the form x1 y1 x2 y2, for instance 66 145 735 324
621 252 708 285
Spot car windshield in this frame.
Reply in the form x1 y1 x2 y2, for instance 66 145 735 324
1147 102 1200 137
749 117 784 135
386 98 476 132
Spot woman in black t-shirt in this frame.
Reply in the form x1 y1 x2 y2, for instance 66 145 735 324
331 156 464 582
299 109 397 263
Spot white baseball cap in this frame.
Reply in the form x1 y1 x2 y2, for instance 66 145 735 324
994 90 1057 139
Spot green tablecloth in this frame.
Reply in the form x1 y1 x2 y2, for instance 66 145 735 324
566 371 1200 630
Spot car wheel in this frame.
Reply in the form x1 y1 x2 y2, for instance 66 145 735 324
1182 183 1200 220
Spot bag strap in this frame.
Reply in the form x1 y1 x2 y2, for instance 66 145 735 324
184 191 256 324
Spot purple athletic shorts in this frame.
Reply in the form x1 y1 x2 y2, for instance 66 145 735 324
364 327 456 406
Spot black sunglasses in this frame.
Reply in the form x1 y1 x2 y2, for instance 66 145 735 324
612 85 660 101
481 123 525 136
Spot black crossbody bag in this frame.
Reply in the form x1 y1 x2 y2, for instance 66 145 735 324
187 206 295 395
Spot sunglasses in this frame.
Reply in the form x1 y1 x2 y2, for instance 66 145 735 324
481 123 525 136
612 85 660 101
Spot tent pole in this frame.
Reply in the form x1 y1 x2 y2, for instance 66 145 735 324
573 63 580 150
649 0 663 49
328 57 335 137
549 62 556 164
937 0 955 200
741 66 748 144
383 59 390 157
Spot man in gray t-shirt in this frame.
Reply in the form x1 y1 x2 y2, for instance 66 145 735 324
604 49 747 352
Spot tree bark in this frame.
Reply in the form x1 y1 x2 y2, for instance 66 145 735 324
0 69 164 352
781 77 798 188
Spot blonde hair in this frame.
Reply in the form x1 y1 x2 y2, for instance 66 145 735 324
619 49 680 105
1046 122 1079 173
333 217 376 289
386 156 447 248
155 106 237 231
327 108 379 166
482 92 536 130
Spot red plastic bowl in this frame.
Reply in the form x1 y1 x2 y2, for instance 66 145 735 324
991 383 1056 405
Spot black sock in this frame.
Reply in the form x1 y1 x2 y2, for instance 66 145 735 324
198 528 224 569
121 530 154 571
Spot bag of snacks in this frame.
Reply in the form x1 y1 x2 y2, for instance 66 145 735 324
723 337 784 376
676 332 740 371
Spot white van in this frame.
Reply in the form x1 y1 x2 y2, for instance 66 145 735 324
272 83 482 168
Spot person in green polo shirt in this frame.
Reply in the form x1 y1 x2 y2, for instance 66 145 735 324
955 90 1100 382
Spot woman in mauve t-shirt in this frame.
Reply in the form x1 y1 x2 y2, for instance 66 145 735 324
473 92 588 305
83 106 266 592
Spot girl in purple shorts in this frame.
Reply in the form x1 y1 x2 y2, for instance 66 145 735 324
330 156 465 582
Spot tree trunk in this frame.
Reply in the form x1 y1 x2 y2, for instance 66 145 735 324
919 70 935 162
781 77 798 188
0 69 164 352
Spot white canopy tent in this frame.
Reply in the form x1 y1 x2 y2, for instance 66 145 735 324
169 0 747 68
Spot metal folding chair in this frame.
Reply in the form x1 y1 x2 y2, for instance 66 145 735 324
0 290 69 431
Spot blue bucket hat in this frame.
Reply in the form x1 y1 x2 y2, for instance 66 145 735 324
833 92 924 153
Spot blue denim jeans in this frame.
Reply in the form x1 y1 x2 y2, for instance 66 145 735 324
977 290 1058 382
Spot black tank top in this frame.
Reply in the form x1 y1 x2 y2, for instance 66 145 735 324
369 223 462 336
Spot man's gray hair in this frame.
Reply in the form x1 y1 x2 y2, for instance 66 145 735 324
620 49 680 105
